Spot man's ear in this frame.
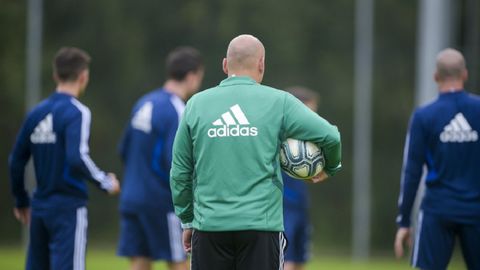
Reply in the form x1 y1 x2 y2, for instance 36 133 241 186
462 69 468 82
222 58 228 75
434 71 439 83
258 56 265 75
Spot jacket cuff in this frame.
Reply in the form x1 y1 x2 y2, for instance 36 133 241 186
15 196 30 208
181 222 193 229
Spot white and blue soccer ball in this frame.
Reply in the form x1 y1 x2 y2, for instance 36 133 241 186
280 138 325 180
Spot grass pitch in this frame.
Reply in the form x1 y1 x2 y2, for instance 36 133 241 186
0 246 465 269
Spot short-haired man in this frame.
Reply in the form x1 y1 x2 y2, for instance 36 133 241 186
283 86 319 270
117 47 204 270
170 35 342 270
9 47 120 270
395 48 480 269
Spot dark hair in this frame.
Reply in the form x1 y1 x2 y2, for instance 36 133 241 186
53 47 91 82
286 86 319 102
166 47 203 81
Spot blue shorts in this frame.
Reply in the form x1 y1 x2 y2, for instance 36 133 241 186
283 210 311 263
27 206 88 270
117 210 186 262
412 210 480 270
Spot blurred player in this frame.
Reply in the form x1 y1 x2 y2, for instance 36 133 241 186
395 48 480 269
170 34 342 270
8 47 120 270
117 47 204 270
283 86 318 270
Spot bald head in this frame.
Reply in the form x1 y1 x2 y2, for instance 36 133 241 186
223 35 265 82
435 48 467 81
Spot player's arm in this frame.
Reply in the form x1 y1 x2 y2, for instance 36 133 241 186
170 102 194 229
394 110 426 258
283 93 342 177
8 119 32 212
65 105 119 194
396 111 426 226
118 126 131 163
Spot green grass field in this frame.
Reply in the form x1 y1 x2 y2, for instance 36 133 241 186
0 247 466 270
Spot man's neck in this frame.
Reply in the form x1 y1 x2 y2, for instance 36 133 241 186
228 71 261 83
56 82 81 97
164 80 188 101
438 80 464 93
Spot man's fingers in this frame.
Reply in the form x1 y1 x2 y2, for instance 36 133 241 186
394 228 410 259
394 237 404 258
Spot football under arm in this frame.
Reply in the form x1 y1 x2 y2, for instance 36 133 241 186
282 93 342 176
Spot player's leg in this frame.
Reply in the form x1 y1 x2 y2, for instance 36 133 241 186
26 209 50 270
130 257 152 270
458 223 480 270
235 231 287 270
49 206 88 270
284 213 310 270
190 230 235 270
117 211 152 270
141 211 187 270
411 211 455 270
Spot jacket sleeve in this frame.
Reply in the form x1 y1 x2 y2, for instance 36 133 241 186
170 102 194 228
118 125 131 163
282 93 342 176
65 104 115 193
397 110 426 227
8 119 32 208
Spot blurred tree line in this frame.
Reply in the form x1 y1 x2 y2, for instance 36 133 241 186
1 0 478 254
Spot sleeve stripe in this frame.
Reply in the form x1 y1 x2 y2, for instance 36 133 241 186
397 131 411 208
71 99 112 190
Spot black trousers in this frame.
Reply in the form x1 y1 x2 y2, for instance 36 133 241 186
191 230 287 270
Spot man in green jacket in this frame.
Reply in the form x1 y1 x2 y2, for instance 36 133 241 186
170 34 342 270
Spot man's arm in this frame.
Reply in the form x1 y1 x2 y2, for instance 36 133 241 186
170 103 194 228
9 119 32 209
67 101 119 194
394 111 426 258
283 93 342 176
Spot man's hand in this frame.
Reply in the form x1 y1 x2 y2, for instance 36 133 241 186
394 227 412 259
183 229 193 253
107 173 121 195
14 207 30 225
311 171 328 183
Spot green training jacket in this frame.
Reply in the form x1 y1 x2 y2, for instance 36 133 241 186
170 76 341 232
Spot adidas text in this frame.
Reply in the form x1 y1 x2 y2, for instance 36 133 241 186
439 112 478 143
440 130 478 143
208 125 258 138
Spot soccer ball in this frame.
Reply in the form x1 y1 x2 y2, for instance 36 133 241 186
280 138 325 180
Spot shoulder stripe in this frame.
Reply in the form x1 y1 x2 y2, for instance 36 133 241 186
170 95 185 120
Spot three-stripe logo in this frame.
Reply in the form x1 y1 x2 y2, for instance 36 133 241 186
30 113 57 144
208 104 258 138
440 113 478 143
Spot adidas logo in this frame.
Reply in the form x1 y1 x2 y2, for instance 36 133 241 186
207 104 258 138
440 113 478 143
30 113 57 144
131 102 153 133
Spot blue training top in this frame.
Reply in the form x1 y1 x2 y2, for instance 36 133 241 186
119 89 184 212
282 172 309 213
9 92 115 210
397 90 480 227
